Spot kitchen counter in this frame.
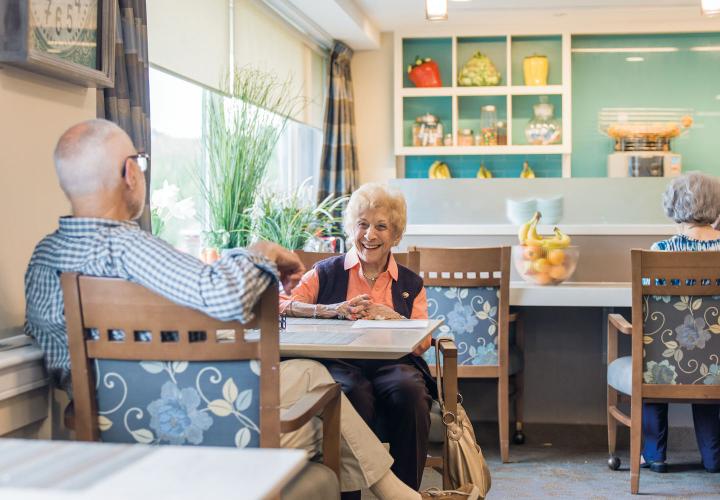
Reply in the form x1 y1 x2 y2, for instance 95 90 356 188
510 281 631 307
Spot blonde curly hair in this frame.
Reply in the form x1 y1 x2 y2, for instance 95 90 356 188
343 183 407 246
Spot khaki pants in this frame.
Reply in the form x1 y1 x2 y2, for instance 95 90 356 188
280 359 394 492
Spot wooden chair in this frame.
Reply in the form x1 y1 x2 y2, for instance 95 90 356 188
294 249 419 272
61 273 341 497
410 246 524 464
606 250 720 494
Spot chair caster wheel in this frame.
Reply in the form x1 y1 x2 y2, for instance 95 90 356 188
608 456 621 470
512 431 525 445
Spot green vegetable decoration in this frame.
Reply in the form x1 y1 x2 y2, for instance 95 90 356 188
407 56 442 87
458 51 501 86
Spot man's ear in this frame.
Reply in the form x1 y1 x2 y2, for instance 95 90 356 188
122 159 138 190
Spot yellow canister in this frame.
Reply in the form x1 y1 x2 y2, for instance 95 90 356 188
523 55 549 86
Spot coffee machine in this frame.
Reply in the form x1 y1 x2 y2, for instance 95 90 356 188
599 108 691 178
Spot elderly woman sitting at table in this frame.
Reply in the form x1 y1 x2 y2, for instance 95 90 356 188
643 172 720 474
281 183 433 492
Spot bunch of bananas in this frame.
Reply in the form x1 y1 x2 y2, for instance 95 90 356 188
520 161 536 179
517 211 570 249
476 163 492 179
429 161 451 179
516 211 574 285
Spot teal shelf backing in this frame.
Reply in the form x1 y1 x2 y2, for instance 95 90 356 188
511 94 563 146
571 32 720 177
511 36 563 86
405 155 562 178
403 96 453 147
456 37 507 87
402 38 453 88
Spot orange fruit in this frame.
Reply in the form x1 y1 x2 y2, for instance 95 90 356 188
547 249 566 266
534 272 552 285
532 258 550 273
549 265 567 281
523 245 543 261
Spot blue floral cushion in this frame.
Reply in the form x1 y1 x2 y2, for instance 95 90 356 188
643 295 720 385
95 359 260 447
423 286 501 367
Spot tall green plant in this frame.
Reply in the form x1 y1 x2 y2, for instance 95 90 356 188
199 68 303 249
253 182 348 250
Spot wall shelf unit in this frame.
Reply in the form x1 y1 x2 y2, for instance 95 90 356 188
394 33 572 178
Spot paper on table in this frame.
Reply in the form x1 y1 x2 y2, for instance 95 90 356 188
352 319 429 329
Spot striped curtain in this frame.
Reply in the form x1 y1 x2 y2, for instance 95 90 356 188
318 41 358 202
98 0 151 230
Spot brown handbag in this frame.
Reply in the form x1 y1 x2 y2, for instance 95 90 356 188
435 338 492 497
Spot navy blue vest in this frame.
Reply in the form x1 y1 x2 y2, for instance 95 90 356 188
313 254 436 398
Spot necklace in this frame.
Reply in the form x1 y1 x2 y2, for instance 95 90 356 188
361 268 380 284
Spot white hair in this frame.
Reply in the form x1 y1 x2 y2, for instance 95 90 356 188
54 119 129 197
343 183 408 244
662 172 720 225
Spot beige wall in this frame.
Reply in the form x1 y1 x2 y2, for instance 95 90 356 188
352 32 395 184
0 67 96 331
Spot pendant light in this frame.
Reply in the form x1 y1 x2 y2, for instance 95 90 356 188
425 0 448 21
701 0 720 16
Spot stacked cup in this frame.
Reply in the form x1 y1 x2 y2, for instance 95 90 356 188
536 196 563 225
506 198 538 225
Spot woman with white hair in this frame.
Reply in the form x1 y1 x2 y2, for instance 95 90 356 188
282 183 433 494
643 172 720 474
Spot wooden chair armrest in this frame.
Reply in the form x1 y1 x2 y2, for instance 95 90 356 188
508 312 519 323
608 314 632 335
280 384 341 433
437 338 457 358
434 338 458 414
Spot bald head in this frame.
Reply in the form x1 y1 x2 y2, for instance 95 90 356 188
54 119 134 198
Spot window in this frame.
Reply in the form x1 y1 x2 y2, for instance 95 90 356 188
149 66 324 252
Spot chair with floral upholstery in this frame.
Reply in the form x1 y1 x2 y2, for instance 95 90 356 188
606 250 720 494
61 273 341 499
410 246 524 464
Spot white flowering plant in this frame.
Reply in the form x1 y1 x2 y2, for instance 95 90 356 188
151 181 197 238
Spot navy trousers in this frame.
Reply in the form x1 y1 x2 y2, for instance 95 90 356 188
642 402 720 469
321 356 432 490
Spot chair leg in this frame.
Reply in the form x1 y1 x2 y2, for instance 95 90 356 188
498 375 510 463
630 396 642 494
607 386 621 470
512 372 525 445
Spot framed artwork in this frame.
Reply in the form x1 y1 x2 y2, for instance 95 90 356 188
0 0 115 87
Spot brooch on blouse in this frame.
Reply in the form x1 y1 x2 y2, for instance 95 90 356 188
402 291 410 298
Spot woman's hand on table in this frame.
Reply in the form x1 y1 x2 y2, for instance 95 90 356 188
361 303 404 321
333 294 371 320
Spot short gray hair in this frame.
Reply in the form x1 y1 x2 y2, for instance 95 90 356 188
662 172 720 225
54 119 128 197
343 183 407 244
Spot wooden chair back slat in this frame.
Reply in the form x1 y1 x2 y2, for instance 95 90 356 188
294 250 419 273
409 246 508 288
61 272 280 446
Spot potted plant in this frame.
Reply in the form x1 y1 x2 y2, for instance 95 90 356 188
252 180 348 251
198 67 303 252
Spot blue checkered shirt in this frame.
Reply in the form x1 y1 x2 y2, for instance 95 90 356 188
24 217 278 391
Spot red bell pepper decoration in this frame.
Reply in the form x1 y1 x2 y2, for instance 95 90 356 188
408 56 442 87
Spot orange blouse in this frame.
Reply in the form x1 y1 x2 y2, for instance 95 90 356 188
281 248 428 319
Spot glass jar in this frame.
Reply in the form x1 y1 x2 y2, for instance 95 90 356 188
496 120 507 145
443 133 453 146
524 97 561 145
458 128 474 146
479 105 498 145
414 113 444 146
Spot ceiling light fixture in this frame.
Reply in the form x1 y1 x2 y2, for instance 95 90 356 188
701 0 720 16
426 0 448 21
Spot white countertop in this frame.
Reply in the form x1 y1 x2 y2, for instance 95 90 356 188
406 224 676 236
510 281 631 307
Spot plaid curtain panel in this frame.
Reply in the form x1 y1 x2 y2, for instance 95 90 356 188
98 0 151 231
318 41 359 202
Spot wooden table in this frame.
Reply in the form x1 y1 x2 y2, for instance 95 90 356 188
0 438 306 500
279 318 442 359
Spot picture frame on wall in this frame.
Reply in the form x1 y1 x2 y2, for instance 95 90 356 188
0 0 115 87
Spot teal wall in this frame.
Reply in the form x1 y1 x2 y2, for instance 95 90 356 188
571 33 720 177
405 155 561 178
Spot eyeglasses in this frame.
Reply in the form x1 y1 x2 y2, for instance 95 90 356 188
121 153 149 177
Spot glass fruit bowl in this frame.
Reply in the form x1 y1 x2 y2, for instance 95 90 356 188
512 245 579 286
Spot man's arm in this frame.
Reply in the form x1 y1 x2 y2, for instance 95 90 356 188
121 231 279 323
